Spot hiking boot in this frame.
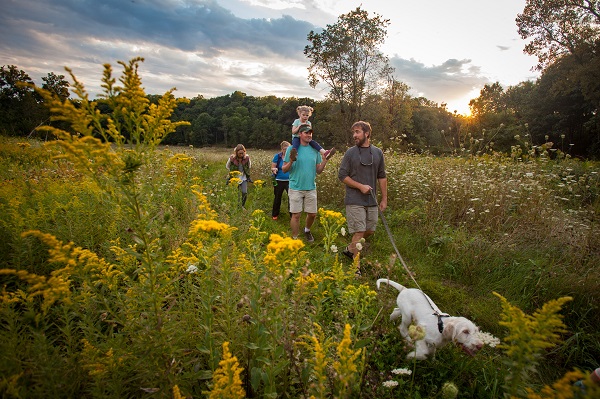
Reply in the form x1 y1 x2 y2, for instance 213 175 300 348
290 148 297 162
342 247 355 261
304 230 314 243
324 147 336 160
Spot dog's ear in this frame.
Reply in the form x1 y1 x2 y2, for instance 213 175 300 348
441 319 456 341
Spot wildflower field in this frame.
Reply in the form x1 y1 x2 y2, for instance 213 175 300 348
1 60 599 398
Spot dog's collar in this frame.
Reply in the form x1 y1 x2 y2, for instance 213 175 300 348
435 313 451 333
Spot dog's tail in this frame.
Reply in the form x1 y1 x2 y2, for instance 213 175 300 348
376 279 406 293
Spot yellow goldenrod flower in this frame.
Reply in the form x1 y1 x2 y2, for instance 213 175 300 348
206 342 245 399
172 385 184 399
189 219 236 237
333 324 363 397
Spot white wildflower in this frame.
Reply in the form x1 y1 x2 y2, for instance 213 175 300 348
477 331 500 347
382 380 399 388
391 368 412 376
340 227 346 236
330 245 338 253
186 264 198 274
355 242 363 251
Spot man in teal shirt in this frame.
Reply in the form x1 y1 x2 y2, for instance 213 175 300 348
282 125 330 242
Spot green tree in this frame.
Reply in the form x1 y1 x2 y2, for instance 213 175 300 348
0 65 44 136
42 72 70 100
469 82 506 117
304 7 393 130
517 0 600 70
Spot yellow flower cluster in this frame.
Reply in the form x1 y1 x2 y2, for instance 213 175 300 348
297 324 329 399
22 230 123 291
333 324 363 389
495 293 572 356
318 208 346 224
192 186 218 219
296 271 330 290
252 179 265 187
172 385 184 399
0 268 71 313
80 339 124 378
165 246 201 275
206 342 245 399
342 284 377 305
190 219 236 237
166 153 193 167
263 234 305 268
494 292 573 397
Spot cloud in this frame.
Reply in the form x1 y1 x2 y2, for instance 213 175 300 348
0 0 320 99
2 0 313 58
390 56 490 112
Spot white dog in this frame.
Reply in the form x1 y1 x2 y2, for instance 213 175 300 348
376 279 483 360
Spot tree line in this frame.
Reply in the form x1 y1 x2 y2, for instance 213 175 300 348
1 1 599 158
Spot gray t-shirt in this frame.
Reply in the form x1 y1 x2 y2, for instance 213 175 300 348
338 145 386 206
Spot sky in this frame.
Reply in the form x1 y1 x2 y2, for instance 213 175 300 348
0 0 540 115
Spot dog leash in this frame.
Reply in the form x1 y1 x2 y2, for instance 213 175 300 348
369 189 450 328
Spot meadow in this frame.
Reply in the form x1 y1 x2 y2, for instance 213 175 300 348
0 135 599 399
1 59 599 398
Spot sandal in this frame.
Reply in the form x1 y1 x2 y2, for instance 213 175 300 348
324 147 336 160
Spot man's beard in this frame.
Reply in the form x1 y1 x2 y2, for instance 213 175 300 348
355 135 367 147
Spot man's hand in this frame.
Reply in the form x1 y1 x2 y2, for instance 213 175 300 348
379 197 387 212
360 184 372 194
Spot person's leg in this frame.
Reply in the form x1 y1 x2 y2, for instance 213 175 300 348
303 190 318 231
290 137 300 161
291 136 300 150
349 231 374 256
272 182 284 217
282 181 290 215
309 140 323 152
290 212 301 238
240 181 248 207
302 190 318 242
309 139 335 159
305 212 316 229
349 206 378 255
288 189 303 238
345 205 366 256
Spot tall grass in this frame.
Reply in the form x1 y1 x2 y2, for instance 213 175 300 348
0 59 599 398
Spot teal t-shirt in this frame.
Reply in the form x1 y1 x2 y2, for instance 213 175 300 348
284 144 322 190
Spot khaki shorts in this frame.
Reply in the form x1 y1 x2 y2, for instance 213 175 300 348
289 189 318 214
346 205 378 234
